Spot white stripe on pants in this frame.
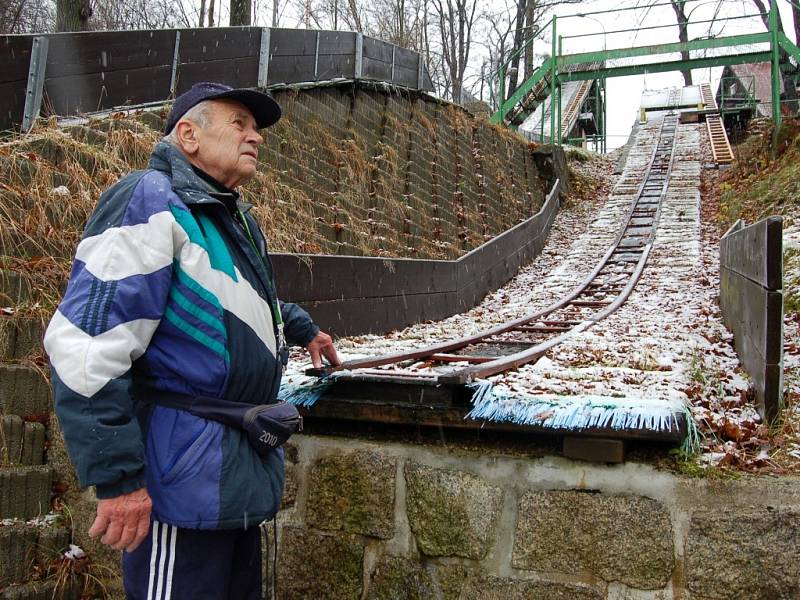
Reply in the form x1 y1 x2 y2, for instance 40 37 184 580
147 520 178 600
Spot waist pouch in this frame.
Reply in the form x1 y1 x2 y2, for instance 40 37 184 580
148 390 302 456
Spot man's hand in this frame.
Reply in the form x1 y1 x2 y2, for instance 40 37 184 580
306 331 341 369
88 487 152 552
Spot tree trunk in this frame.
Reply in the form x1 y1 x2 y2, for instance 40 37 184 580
208 0 216 26
199 0 207 26
523 0 536 79
272 0 278 26
670 0 692 86
348 0 362 32
56 0 92 32
505 0 527 100
230 0 251 25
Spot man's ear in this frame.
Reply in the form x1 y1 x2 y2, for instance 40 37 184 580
174 120 199 155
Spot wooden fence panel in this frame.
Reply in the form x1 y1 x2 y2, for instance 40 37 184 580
719 216 782 289
2 35 39 131
1 27 432 129
719 216 784 422
276 179 561 336
43 30 175 115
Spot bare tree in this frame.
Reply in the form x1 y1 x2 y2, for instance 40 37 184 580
429 0 479 101
0 0 55 33
347 0 362 31
669 1 692 86
230 0 251 25
208 0 217 25
56 0 91 31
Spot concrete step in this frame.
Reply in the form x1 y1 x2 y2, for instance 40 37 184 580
0 525 72 592
0 317 45 360
0 467 52 520
0 365 51 419
1 417 45 466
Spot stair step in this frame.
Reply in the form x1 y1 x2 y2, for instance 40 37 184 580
0 525 71 590
0 466 53 520
0 365 51 419
2 417 45 466
0 317 44 360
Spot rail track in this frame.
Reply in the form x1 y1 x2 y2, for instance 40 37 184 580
309 112 679 389
297 112 688 451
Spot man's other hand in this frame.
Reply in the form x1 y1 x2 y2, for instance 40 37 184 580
306 331 341 369
88 487 152 552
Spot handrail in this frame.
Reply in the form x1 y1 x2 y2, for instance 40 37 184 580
560 14 767 41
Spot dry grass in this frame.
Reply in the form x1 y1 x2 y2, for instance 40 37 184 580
1 86 571 315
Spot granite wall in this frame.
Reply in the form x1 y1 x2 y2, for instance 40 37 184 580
273 435 800 600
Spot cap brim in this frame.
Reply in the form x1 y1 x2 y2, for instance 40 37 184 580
211 88 282 129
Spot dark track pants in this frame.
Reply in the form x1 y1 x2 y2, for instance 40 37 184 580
122 520 262 600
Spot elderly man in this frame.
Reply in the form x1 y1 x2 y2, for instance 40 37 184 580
44 82 339 599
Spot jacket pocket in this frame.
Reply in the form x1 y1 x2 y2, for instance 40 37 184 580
160 418 218 485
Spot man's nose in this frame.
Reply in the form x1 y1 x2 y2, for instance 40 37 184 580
246 128 264 145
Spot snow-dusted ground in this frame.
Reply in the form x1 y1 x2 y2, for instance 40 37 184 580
283 111 796 466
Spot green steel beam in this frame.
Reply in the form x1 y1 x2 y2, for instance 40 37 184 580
778 31 800 64
489 57 552 124
558 51 772 82
558 32 770 68
550 16 558 144
770 0 781 130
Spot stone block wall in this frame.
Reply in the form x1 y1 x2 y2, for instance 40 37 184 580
274 436 800 600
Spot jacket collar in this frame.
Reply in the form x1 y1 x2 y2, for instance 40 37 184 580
148 140 252 213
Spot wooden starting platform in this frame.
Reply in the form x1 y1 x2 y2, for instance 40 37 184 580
301 375 688 464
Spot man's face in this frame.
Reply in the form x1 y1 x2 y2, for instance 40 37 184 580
192 99 264 189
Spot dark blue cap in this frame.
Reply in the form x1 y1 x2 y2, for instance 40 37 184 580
164 82 281 134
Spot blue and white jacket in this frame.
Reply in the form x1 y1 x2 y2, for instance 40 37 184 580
44 141 318 529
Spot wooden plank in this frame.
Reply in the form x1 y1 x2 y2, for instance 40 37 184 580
303 395 686 443
267 55 317 84
563 437 625 463
391 64 418 88
44 66 172 115
315 54 356 81
296 290 460 336
362 36 393 63
0 36 34 83
175 57 259 93
720 267 783 364
318 31 357 55
362 56 392 81
0 81 28 130
273 254 456 301
270 28 319 56
178 27 261 62
719 267 783 421
44 30 175 78
720 216 783 290
394 46 418 71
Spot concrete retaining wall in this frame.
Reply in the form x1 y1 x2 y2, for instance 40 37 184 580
274 435 800 600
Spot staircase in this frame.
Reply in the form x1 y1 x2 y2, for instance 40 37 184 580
700 83 735 165
560 79 593 138
0 310 78 599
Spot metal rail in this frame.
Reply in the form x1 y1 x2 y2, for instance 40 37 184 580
309 113 680 386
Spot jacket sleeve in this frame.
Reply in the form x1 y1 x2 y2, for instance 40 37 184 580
279 300 319 347
44 172 176 499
